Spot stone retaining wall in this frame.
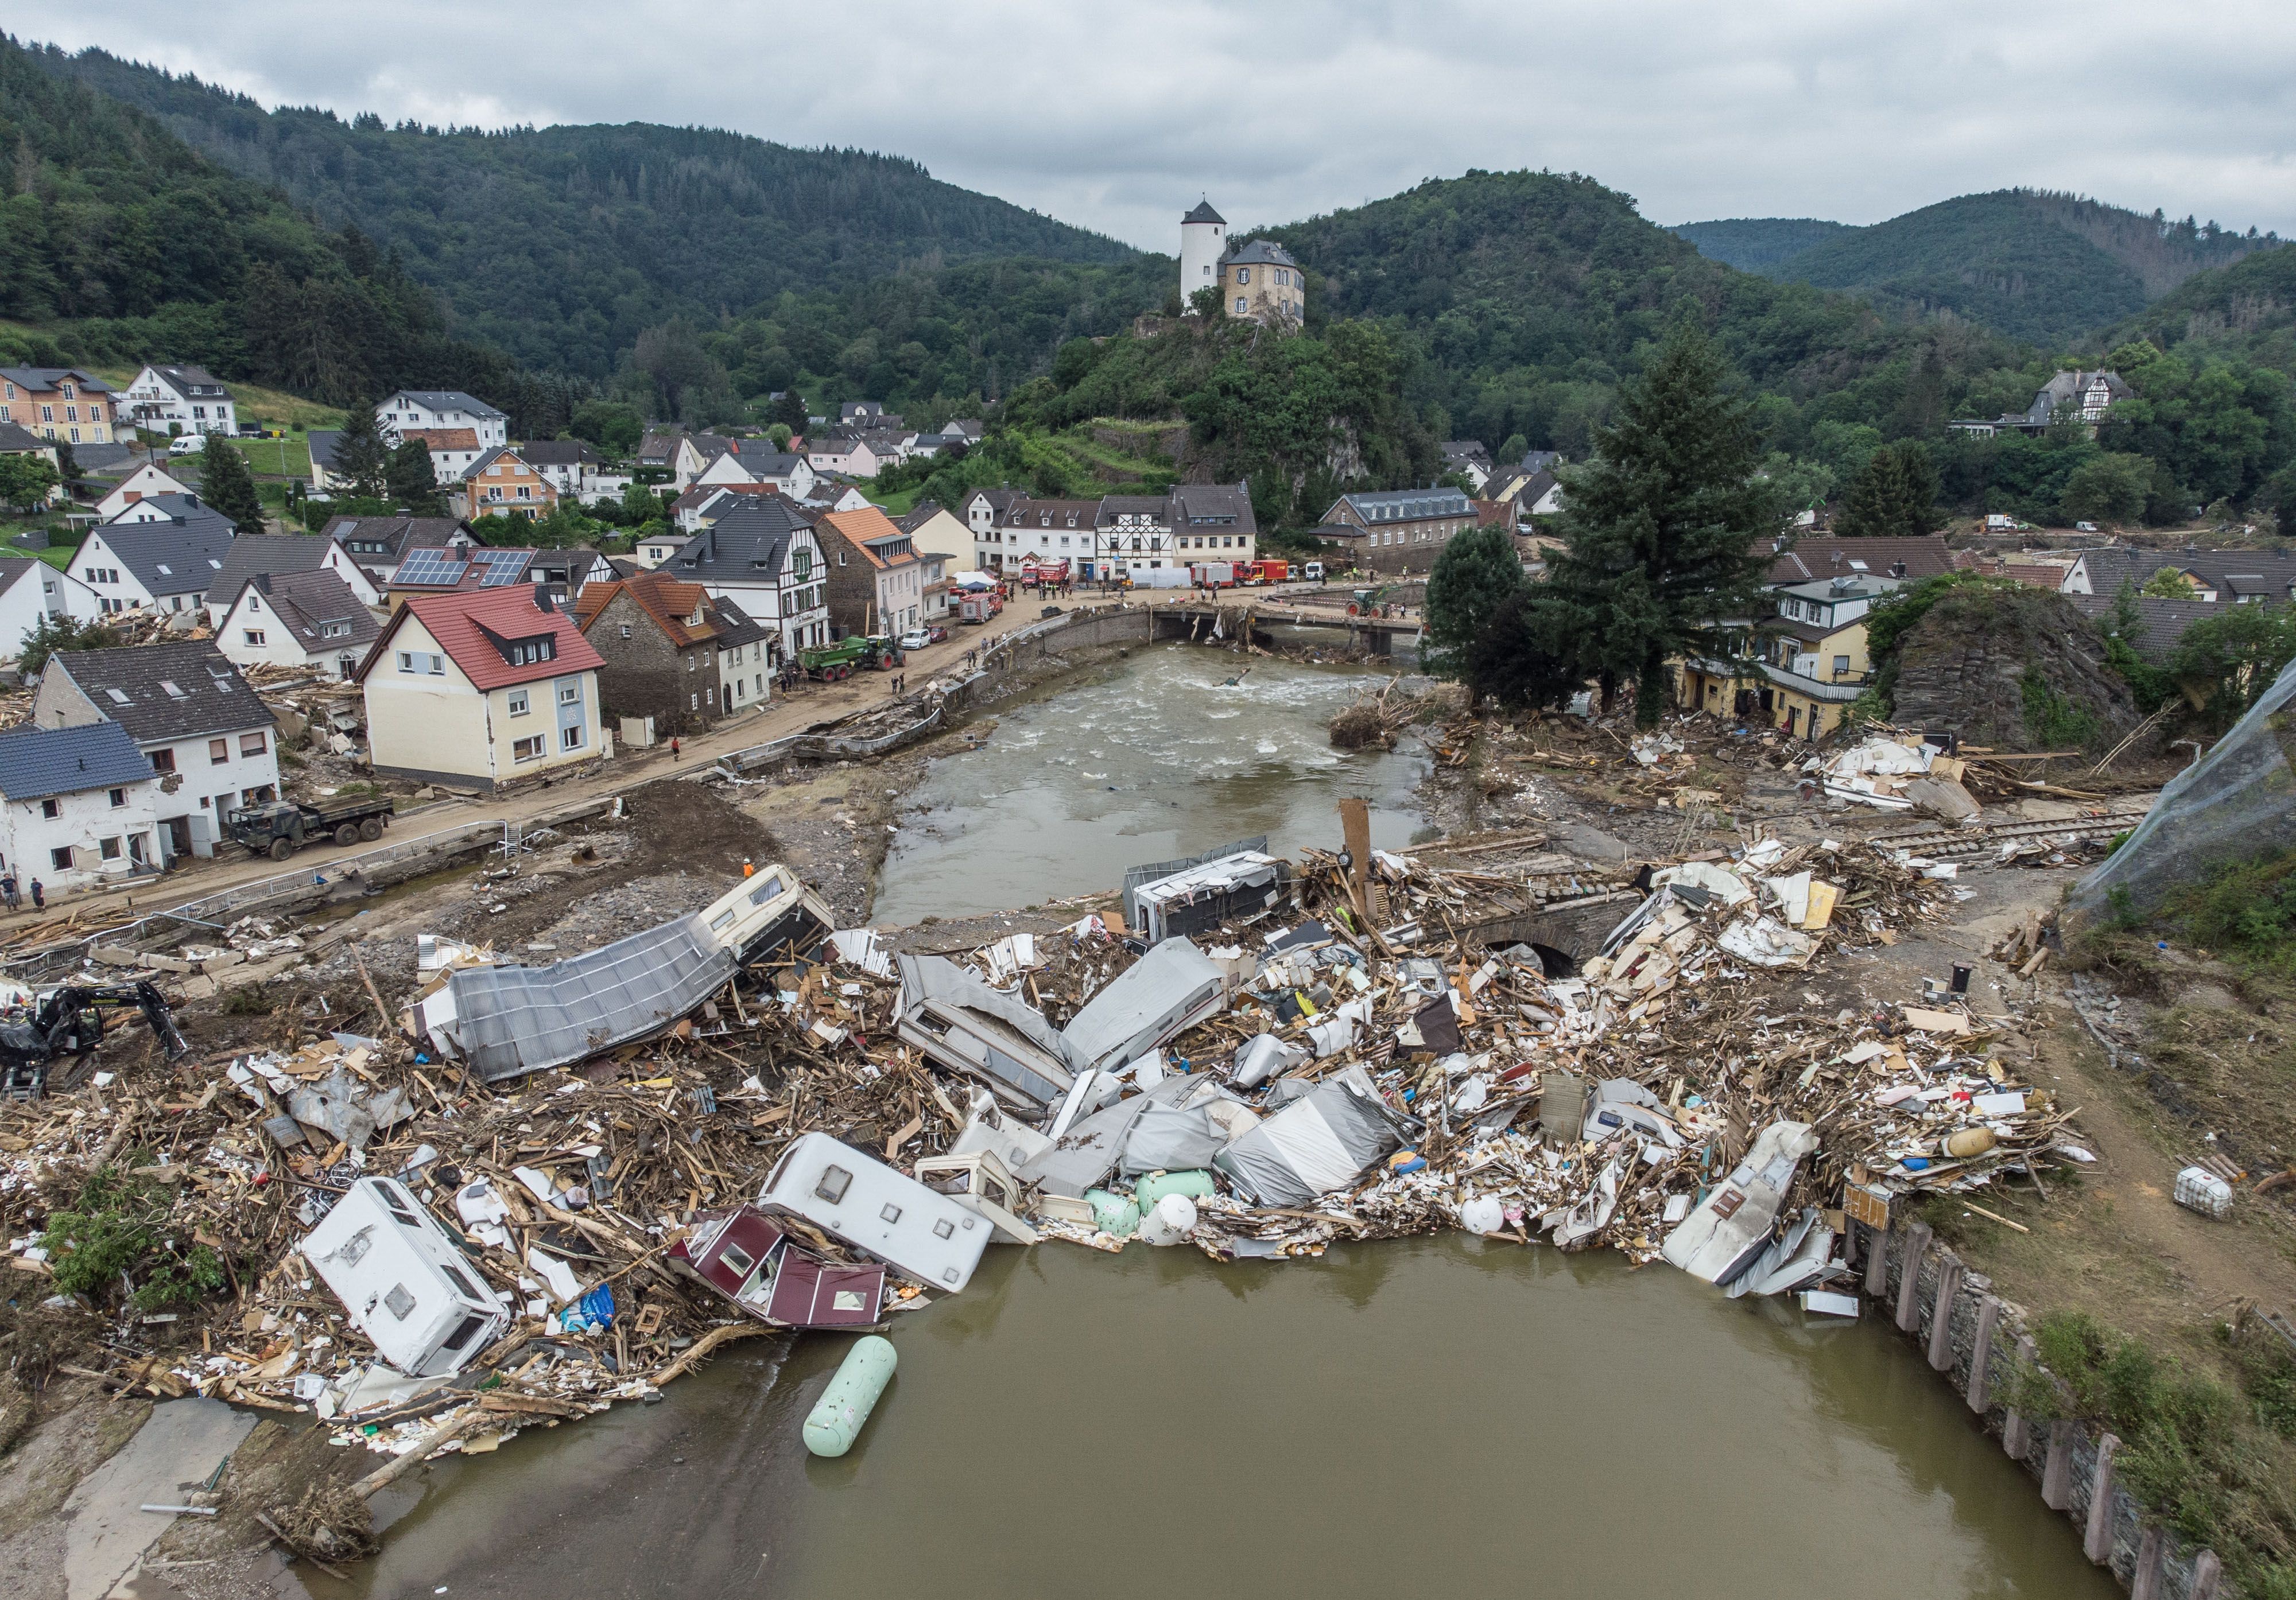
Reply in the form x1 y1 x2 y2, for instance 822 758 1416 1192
1860 1218 2225 1599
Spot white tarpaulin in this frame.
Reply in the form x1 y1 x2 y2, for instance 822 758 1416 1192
1661 1120 1819 1285
1213 1064 1400 1206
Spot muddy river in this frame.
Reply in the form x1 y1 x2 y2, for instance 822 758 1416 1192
870 643 1430 925
325 1238 2115 1600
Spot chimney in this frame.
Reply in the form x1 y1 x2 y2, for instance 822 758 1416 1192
533 586 554 613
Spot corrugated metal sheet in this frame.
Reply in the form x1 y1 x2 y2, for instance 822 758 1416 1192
437 913 734 1082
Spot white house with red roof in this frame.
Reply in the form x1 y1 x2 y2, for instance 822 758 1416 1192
355 587 607 789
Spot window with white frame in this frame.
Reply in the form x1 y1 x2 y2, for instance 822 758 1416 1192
512 733 545 762
560 723 584 752
507 689 530 716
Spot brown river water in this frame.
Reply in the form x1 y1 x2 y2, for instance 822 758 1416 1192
319 1237 2116 1600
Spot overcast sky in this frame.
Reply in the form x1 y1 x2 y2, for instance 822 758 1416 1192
13 2 2294 248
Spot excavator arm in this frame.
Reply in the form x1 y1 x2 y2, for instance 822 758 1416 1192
0 980 189 1100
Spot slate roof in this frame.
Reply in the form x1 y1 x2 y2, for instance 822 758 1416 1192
708 592 773 651
2069 594 2223 665
208 533 339 601
572 570 719 648
1002 498 1099 529
320 515 463 565
389 390 505 420
1183 199 1226 225
1761 535 1958 586
460 446 544 482
88 504 235 596
637 431 684 466
145 364 228 398
232 570 380 657
64 442 133 474
666 498 816 586
2077 547 2296 603
1222 238 1298 268
307 429 342 472
0 367 111 394
517 440 601 468
49 643 274 741
1441 440 1490 464
1096 495 1171 528
1172 484 1259 535
364 587 606 692
0 720 154 803
0 421 47 453
1335 488 1470 523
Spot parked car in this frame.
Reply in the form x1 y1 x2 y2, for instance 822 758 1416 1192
2074 521 2099 533
897 628 931 652
168 435 204 457
928 624 949 643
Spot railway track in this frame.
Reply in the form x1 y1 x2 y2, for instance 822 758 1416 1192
1872 799 2157 860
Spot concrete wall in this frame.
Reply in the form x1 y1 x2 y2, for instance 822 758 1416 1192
1863 1218 2226 1600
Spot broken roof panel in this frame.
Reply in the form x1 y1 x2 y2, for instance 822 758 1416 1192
894 952 1085 1113
1062 937 1228 1073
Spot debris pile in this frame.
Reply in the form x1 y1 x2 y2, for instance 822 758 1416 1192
0 817 2102 1512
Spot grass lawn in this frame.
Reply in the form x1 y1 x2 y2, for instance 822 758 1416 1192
224 435 312 479
863 486 923 515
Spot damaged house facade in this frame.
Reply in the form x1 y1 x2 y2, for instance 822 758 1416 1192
572 570 758 735
0 720 162 887
33 642 280 859
661 499 831 662
356 587 606 790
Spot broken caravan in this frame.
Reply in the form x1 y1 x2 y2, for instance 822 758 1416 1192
758 1131 996 1292
668 1206 890 1328
892 952 1088 1117
299 1176 511 1377
413 866 833 1082
1123 839 1290 943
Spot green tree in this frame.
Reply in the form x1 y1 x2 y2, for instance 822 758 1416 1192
1497 433 1529 464
2059 452 2154 525
1759 452 1835 523
330 401 390 499
2167 603 2296 728
0 451 60 511
386 439 445 515
18 612 119 674
196 433 266 535
1424 523 1530 677
1456 588 1596 709
1831 442 1938 538
568 399 643 456
1188 285 1227 320
768 422 793 448
2140 565 2197 598
770 390 810 432
1547 323 1782 727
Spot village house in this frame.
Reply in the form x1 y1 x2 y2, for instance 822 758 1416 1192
1219 239 1305 325
526 549 616 608
634 529 690 568
1319 488 1478 575
2059 546 2296 605
0 721 162 890
895 502 971 618
205 533 385 624
1096 496 1174 580
76 496 236 614
960 488 1026 568
34 642 280 859
455 447 560 521
358 587 606 790
316 515 466 585
709 593 776 713
804 482 872 514
92 461 193 522
1170 485 1258 569
518 439 606 503
378 391 507 451
805 432 887 480
995 498 1100 576
661 498 831 661
1440 441 1492 492
1950 369 2134 438
0 556 100 662
638 432 708 494
840 402 901 429
1679 570 1907 740
119 365 236 440
215 570 382 680
400 428 486 484
816 507 926 637
572 570 741 735
0 368 116 446
307 429 346 494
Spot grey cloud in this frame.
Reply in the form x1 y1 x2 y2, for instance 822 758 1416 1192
13 1 2295 247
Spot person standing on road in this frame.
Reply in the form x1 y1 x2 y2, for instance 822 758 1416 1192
0 873 15 912
29 878 43 911
670 736 681 762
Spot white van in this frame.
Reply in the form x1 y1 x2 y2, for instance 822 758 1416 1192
300 1177 509 1376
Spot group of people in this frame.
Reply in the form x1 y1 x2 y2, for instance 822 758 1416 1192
0 873 44 911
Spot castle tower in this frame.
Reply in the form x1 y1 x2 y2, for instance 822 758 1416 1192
1180 198 1225 312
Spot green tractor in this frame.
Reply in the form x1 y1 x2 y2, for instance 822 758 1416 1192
800 636 903 682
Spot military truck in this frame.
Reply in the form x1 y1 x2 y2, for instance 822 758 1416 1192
230 797 395 861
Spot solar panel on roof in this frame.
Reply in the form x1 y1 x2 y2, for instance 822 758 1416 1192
476 551 533 587
393 549 466 587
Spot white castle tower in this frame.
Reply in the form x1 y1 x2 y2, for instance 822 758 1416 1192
1180 197 1225 311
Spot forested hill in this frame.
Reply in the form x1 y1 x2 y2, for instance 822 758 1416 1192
0 35 514 411
1756 190 2278 345
1671 218 1852 271
33 44 1139 375
2109 241 2296 374
1254 170 1972 455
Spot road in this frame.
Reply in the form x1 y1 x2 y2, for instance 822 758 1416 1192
5 584 1389 940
